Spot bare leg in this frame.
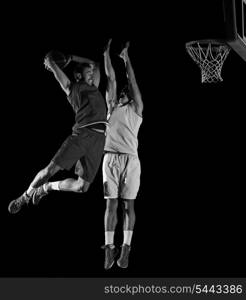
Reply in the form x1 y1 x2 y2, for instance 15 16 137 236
102 198 119 269
122 199 136 231
26 161 62 196
46 177 90 193
31 173 91 206
117 199 135 268
104 198 118 246
8 161 62 214
104 198 118 231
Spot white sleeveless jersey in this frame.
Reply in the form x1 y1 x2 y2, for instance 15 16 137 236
104 104 142 156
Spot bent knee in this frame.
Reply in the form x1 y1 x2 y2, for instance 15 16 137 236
122 199 135 211
106 198 118 212
76 179 90 193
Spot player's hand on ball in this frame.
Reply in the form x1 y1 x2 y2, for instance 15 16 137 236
44 56 54 72
103 38 112 54
119 42 130 62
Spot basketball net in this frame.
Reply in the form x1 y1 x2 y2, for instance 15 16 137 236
186 41 231 83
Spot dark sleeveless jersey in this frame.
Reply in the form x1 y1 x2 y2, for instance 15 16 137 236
67 81 107 133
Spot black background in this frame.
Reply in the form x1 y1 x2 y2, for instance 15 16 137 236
1 0 245 278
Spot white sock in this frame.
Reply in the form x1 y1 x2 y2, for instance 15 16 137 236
26 186 35 197
43 183 49 193
47 181 60 191
105 231 115 246
123 230 133 246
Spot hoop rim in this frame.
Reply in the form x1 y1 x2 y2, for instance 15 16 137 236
185 39 230 48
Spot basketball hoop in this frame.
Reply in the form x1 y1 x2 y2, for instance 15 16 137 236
185 39 231 83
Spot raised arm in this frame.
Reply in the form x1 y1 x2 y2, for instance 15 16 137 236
103 39 117 111
71 55 100 88
119 42 143 116
44 56 71 96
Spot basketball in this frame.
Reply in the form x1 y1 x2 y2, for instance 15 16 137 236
45 50 70 69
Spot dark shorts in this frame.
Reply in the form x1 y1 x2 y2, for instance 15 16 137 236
52 127 105 183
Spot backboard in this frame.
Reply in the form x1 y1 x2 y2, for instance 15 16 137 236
223 0 246 61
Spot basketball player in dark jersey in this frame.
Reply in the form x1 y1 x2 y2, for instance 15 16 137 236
8 52 107 214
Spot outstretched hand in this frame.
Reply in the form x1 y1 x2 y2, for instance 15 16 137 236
103 38 112 54
119 41 130 62
44 56 54 72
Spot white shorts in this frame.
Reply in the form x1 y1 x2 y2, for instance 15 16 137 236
102 152 141 200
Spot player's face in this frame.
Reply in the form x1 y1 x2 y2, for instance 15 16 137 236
83 66 94 85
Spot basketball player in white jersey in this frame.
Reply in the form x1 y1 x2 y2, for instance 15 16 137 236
102 39 143 269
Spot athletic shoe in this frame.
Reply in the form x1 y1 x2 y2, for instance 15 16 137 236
32 185 49 205
117 244 131 268
101 245 119 270
8 192 30 214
